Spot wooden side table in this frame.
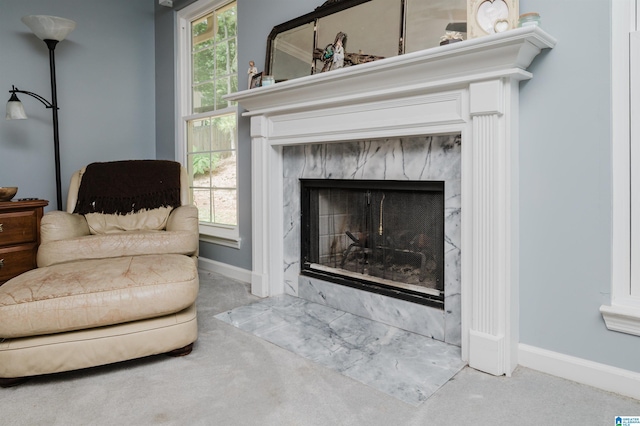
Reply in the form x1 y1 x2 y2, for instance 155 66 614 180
0 199 49 285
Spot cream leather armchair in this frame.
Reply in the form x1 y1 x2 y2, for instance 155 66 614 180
38 164 199 267
0 160 200 385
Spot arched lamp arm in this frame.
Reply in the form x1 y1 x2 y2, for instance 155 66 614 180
9 85 56 109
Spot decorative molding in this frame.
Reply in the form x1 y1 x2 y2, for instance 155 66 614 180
606 0 640 337
465 78 518 374
600 304 640 337
231 27 556 117
199 234 241 249
250 137 271 297
265 91 465 146
519 344 640 401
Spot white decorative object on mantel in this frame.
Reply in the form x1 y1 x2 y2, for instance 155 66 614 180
467 0 519 39
226 26 556 377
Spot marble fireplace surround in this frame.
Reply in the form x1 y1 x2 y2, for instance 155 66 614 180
227 26 556 376
283 136 462 348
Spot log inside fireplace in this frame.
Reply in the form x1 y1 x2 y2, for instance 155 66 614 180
300 179 445 308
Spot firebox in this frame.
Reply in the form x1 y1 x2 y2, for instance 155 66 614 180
301 179 445 308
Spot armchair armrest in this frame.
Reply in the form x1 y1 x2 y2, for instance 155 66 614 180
40 211 91 243
167 205 200 256
167 205 199 235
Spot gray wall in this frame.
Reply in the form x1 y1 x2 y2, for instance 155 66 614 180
0 0 156 211
519 0 639 373
155 2 177 162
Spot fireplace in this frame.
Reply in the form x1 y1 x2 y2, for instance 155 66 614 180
283 136 461 346
227 27 556 376
301 179 445 308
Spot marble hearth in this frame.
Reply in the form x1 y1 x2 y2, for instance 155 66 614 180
226 26 556 376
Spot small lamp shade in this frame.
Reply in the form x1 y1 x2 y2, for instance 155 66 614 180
6 93 27 120
21 15 76 41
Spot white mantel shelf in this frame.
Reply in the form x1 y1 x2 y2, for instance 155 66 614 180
226 26 556 377
228 26 556 118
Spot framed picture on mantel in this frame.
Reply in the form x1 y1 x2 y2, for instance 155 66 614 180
467 0 519 39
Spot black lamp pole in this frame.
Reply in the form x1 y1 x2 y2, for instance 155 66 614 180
9 39 63 210
46 39 62 212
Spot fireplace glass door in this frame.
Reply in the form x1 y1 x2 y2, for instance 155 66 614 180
301 179 445 307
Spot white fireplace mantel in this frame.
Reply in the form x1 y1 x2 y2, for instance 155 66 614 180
226 26 556 377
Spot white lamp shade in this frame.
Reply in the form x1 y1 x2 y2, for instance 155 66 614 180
6 100 27 120
21 15 76 42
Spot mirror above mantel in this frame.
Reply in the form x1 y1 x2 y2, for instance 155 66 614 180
265 0 468 83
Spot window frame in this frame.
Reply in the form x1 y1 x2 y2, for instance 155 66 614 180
176 0 241 249
600 0 640 335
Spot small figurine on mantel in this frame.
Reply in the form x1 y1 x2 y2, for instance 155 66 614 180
439 31 464 46
333 36 344 69
319 32 347 72
247 60 258 88
314 31 383 72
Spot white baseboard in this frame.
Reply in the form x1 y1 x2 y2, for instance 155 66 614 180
198 257 252 284
518 343 640 401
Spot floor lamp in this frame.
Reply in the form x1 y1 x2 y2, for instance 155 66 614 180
5 15 76 211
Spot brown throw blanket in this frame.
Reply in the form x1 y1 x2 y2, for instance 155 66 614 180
73 160 182 215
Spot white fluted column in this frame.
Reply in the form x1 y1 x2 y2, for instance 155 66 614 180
467 79 518 376
250 115 284 297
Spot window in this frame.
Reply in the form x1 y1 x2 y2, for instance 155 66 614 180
600 0 640 335
178 0 240 248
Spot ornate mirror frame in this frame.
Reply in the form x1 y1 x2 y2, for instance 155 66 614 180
264 0 376 80
264 0 480 83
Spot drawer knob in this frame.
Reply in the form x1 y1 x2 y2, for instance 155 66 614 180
0 223 3 232
0 259 3 269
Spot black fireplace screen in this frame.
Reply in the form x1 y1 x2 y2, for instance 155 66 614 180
301 179 445 306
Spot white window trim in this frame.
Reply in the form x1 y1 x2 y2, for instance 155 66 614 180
600 0 640 335
176 0 241 249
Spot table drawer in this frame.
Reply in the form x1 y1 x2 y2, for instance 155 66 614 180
0 210 38 246
0 244 37 283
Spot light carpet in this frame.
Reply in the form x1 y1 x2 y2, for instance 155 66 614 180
2 272 640 425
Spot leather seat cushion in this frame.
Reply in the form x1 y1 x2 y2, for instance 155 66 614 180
0 254 199 339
